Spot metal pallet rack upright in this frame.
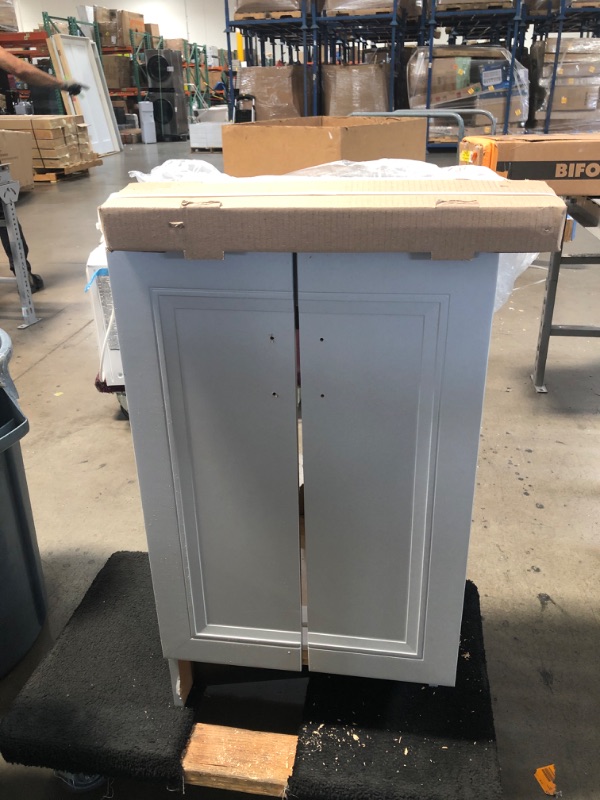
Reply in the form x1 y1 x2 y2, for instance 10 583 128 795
528 0 600 134
225 0 315 117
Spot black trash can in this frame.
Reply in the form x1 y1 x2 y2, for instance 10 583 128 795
0 331 46 677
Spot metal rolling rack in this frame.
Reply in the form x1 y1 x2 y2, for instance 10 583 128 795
424 0 527 142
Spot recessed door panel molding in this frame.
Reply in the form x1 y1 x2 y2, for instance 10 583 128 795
298 253 499 685
109 252 303 671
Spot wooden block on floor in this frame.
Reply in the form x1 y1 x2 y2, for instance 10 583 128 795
182 723 298 797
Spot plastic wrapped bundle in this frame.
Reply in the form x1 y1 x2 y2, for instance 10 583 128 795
238 66 305 120
0 0 17 31
235 1 301 13
407 46 528 137
322 0 422 17
531 39 600 133
234 0 326 13
322 64 390 116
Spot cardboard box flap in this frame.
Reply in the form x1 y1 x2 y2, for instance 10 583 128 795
99 179 566 261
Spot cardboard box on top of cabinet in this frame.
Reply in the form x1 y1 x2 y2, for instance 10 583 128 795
98 177 566 262
0 130 34 191
222 116 426 177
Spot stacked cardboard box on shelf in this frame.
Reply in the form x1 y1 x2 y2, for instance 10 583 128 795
163 39 187 55
0 116 98 173
94 7 145 48
321 64 390 115
408 46 528 137
532 39 600 133
102 54 133 89
238 66 305 120
0 0 18 31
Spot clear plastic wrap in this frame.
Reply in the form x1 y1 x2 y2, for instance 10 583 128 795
322 0 421 17
531 39 600 133
238 66 305 121
321 64 390 116
407 46 528 138
234 0 304 12
130 157 534 310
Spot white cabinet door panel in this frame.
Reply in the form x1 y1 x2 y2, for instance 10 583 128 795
109 251 302 671
298 253 498 685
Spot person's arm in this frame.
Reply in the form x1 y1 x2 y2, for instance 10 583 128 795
0 46 84 94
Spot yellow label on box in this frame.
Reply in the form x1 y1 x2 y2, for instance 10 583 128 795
558 67 563 75
515 108 521 116
458 68 464 75
468 87 474 95
568 78 575 85
561 96 567 104
488 85 495 91
590 66 596 73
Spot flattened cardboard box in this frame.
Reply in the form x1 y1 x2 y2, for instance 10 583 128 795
460 133 600 195
99 179 565 261
223 117 426 177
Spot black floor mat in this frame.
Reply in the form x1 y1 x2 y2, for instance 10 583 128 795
0 554 501 799
288 581 502 800
0 551 193 783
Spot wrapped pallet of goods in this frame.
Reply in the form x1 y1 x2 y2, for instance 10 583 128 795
0 116 100 181
408 46 528 139
531 38 600 133
238 65 305 120
322 0 421 18
0 0 18 31
321 63 391 115
234 0 317 17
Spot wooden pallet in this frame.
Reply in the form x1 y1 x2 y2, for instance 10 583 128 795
436 0 513 8
33 158 103 183
183 724 298 796
234 9 302 20
325 6 396 15
569 0 600 7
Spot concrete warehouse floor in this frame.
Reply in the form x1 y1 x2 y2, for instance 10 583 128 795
0 143 599 800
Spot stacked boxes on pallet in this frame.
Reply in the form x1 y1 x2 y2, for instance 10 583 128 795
531 38 600 133
408 46 528 138
234 1 323 14
238 66 305 120
0 116 97 173
321 64 390 115
322 0 421 18
95 7 145 48
102 54 133 89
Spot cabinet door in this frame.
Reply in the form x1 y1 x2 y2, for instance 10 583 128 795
109 252 302 671
298 252 498 685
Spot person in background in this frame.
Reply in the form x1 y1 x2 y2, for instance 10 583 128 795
0 45 84 293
